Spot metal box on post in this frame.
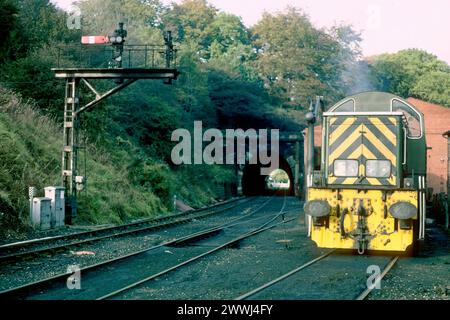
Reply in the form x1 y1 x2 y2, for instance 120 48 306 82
44 186 65 227
32 197 52 230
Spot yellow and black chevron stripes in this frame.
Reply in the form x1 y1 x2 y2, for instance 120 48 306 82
327 116 398 186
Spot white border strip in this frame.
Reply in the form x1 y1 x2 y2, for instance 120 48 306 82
323 111 404 116
418 177 423 239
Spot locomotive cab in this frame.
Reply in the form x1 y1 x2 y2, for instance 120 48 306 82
304 92 427 254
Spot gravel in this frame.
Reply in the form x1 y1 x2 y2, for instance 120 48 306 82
110 199 450 300
2 196 449 300
0 197 271 292
368 226 450 300
113 199 388 300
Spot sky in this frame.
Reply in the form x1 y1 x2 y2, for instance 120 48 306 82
53 0 450 64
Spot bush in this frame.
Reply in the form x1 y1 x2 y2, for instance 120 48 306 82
0 87 236 238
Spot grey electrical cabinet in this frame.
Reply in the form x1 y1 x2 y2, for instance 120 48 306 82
32 197 52 230
44 186 65 228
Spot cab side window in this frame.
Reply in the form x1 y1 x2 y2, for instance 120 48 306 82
333 99 355 112
391 99 421 138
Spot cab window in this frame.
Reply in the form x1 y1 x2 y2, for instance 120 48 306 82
333 99 355 112
391 99 421 138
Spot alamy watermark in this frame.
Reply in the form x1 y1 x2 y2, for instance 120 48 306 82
171 121 280 175
366 265 381 290
67 264 81 290
66 5 81 30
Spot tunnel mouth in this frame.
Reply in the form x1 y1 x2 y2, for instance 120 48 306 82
242 157 295 196
266 169 291 195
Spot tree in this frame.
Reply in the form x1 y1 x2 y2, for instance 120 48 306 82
251 7 358 110
205 13 249 57
162 0 217 59
1 0 77 62
207 69 270 129
205 13 257 80
370 49 450 99
0 0 18 62
0 46 69 115
78 0 163 43
13 0 77 54
327 24 374 96
411 71 450 107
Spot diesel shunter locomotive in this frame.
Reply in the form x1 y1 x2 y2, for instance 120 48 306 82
304 92 426 254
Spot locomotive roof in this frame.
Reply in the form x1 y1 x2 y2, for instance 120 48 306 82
327 91 423 117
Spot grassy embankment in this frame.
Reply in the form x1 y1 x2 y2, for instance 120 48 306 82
0 87 233 239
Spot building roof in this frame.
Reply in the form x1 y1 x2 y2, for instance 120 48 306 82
407 97 450 114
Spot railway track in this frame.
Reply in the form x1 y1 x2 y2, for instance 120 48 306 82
0 196 254 263
99 194 290 300
0 195 287 299
235 251 400 300
355 256 399 300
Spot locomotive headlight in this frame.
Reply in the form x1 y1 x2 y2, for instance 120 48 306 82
388 201 417 220
333 159 358 177
304 200 330 217
365 160 391 178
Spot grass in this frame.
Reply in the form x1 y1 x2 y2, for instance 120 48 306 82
0 87 235 239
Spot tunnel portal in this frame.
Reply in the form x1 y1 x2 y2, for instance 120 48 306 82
241 156 296 196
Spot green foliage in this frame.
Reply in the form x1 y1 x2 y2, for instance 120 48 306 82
14 0 74 44
204 12 250 61
112 86 183 162
78 0 163 43
173 43 216 126
0 46 67 115
327 24 374 96
128 159 174 205
411 71 450 107
207 69 271 128
0 0 19 62
370 49 450 105
251 7 354 110
0 88 62 235
172 164 235 207
2 0 449 237
270 169 289 183
0 86 231 236
3 0 78 60
162 0 217 52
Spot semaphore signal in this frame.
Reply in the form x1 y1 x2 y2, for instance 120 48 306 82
80 23 127 45
52 23 179 221
81 35 109 44
81 22 127 69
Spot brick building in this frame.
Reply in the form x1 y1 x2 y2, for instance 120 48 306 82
407 98 450 195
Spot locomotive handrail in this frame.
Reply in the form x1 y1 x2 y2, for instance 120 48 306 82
403 127 407 165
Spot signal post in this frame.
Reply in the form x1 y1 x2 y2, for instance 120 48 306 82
54 23 179 222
